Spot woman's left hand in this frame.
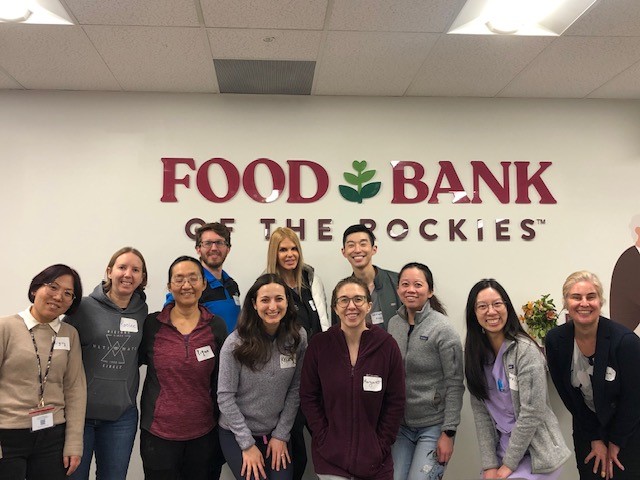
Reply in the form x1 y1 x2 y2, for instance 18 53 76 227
266 437 290 471
64 455 81 476
436 432 454 464
496 465 513 479
608 442 624 478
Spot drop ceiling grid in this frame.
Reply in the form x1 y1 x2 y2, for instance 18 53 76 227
62 0 200 27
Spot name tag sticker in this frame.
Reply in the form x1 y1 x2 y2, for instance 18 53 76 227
233 295 241 306
54 337 70 350
605 366 616 381
195 345 214 362
280 354 296 369
508 372 518 391
370 311 384 325
309 300 317 311
363 374 382 392
120 317 138 333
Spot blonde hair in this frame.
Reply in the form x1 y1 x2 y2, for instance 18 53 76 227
266 227 305 292
104 247 148 293
562 270 605 309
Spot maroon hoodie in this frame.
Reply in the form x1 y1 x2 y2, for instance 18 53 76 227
301 324 405 480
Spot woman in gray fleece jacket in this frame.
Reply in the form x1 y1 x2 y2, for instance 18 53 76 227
218 274 307 480
388 262 464 480
464 279 570 480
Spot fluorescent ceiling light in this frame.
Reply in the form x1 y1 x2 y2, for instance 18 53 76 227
448 0 599 36
0 0 73 25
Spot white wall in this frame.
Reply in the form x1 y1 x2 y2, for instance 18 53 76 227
2 91 639 479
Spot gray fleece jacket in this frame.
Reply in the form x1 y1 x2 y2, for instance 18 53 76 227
388 302 464 430
470 336 571 474
217 328 308 450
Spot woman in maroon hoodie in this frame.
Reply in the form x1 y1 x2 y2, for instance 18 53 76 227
300 277 405 480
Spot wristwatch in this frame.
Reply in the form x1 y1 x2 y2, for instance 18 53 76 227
443 430 456 438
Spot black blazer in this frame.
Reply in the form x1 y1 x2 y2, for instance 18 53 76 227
546 316 640 448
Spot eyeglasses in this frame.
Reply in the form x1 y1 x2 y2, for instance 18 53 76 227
44 282 75 301
170 275 202 286
199 240 228 249
335 295 367 308
475 301 505 313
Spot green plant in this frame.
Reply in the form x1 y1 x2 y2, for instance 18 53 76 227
339 161 381 204
519 294 558 344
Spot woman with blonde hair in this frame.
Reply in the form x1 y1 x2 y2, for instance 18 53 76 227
546 271 640 480
266 227 328 480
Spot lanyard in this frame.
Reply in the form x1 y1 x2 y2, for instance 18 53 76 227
29 328 58 408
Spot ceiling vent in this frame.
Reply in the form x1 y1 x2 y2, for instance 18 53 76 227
214 59 315 95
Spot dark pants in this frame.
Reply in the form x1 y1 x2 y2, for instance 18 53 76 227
0 424 67 480
573 426 640 480
289 409 308 480
219 428 292 480
140 428 216 480
210 426 226 480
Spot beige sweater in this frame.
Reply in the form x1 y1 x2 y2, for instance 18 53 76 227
0 312 86 457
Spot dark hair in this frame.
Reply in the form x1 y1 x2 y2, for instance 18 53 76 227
196 222 231 247
167 256 205 283
398 262 447 315
104 247 148 293
342 224 376 247
464 279 532 400
234 274 301 370
331 276 372 307
29 264 83 315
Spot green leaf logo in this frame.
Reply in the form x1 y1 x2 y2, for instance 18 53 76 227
339 161 381 204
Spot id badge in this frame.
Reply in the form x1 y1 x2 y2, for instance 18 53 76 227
363 374 383 392
29 405 55 432
370 311 384 325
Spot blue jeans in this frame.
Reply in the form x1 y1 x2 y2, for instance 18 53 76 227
70 406 138 480
391 424 446 480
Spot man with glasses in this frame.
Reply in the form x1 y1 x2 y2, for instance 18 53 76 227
166 222 241 334
335 224 400 330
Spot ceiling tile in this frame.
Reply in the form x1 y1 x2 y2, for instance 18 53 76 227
84 26 217 92
0 25 120 90
0 69 23 89
315 31 438 96
498 36 640 98
588 60 640 98
201 0 328 29
207 29 322 60
328 0 466 32
64 0 199 27
407 35 553 97
565 0 640 36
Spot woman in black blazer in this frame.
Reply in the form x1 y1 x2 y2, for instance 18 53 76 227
546 271 640 480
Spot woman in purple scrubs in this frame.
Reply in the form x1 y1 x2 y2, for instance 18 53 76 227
464 279 570 479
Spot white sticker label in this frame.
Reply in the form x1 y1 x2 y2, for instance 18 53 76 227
120 317 138 333
508 372 518 391
195 345 214 362
233 295 241 306
54 337 70 350
309 299 317 311
370 311 384 325
280 354 296 369
363 374 382 392
31 412 54 431
605 366 616 381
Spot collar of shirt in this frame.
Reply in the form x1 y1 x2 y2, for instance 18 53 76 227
18 308 62 333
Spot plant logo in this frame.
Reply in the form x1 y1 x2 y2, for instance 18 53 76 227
339 161 381 204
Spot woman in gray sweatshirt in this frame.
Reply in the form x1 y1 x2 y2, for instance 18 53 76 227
217 274 307 480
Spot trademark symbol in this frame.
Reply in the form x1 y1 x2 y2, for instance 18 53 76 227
537 219 546 225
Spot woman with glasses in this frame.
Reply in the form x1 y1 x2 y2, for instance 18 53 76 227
0 264 86 479
217 274 307 480
300 277 405 480
464 279 570 480
387 262 464 480
65 247 148 480
139 256 227 480
546 271 640 480
265 227 329 480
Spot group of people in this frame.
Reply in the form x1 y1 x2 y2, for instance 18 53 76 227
1 222 639 480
